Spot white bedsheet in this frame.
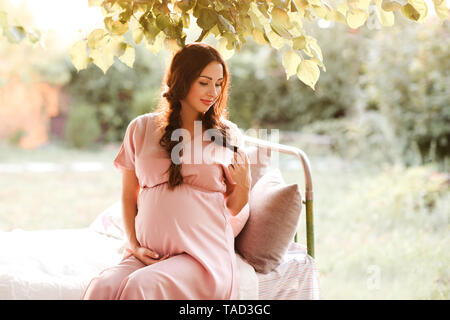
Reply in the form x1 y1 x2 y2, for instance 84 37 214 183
257 242 319 300
0 228 259 300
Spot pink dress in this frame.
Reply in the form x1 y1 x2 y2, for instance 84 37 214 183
82 112 244 300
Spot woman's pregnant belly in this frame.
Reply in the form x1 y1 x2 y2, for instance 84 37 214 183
135 182 230 258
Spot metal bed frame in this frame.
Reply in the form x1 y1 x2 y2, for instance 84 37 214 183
242 135 315 258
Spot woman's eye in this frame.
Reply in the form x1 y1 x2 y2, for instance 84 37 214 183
200 82 222 87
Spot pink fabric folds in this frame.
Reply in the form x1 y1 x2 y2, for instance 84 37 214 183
84 112 246 300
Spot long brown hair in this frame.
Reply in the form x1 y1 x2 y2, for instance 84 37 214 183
154 42 238 190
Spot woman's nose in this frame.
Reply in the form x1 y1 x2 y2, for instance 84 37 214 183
209 85 219 97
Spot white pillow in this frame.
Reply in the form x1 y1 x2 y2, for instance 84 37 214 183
89 201 125 240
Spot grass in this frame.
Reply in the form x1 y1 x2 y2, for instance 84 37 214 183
0 139 448 299
0 140 122 231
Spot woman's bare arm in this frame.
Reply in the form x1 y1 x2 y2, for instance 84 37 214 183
224 149 251 216
121 169 140 251
225 183 250 216
120 169 170 264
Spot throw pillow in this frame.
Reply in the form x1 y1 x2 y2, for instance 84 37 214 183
235 168 302 274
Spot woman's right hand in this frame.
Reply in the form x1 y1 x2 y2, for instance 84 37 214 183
127 246 170 266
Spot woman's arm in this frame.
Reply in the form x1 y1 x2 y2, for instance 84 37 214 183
120 169 170 264
225 149 251 216
225 183 250 216
121 169 141 251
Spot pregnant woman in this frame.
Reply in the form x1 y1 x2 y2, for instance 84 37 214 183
82 42 251 300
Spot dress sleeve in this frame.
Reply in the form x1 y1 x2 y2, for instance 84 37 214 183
113 118 138 171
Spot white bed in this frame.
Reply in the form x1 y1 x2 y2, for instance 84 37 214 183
0 227 319 300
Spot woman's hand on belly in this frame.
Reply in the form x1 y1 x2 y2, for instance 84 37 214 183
127 246 170 266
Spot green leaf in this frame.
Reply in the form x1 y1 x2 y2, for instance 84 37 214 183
70 40 91 72
209 24 221 36
297 59 320 90
88 0 104 6
26 28 41 44
270 23 293 39
292 36 306 50
273 0 290 10
375 0 395 26
109 36 127 56
432 0 449 20
140 14 161 42
264 25 285 49
118 43 135 68
282 49 302 80
305 36 323 63
0 10 7 29
90 45 115 74
271 6 292 30
293 0 309 12
104 17 129 35
218 14 235 34
181 13 190 28
222 32 236 50
164 38 182 54
252 28 269 45
88 28 108 49
401 0 428 22
197 8 218 30
145 31 165 54
381 0 405 11
156 14 172 31
217 36 235 60
7 26 26 43
176 0 196 13
249 2 269 29
132 23 144 44
286 11 304 37
257 3 271 19
346 9 369 29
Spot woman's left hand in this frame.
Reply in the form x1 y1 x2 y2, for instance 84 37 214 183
228 149 251 192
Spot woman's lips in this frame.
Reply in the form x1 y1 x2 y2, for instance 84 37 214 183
201 99 213 105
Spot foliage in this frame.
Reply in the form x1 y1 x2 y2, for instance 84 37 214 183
300 112 404 163
69 0 449 90
227 18 449 166
64 44 165 143
367 19 450 164
0 3 43 46
64 104 102 149
227 22 365 130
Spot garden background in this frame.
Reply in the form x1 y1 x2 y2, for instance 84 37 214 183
0 0 448 299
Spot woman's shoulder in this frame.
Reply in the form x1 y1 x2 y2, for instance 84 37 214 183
134 111 163 122
220 117 239 131
130 111 163 129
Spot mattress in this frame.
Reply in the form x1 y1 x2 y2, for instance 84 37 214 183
257 242 320 300
0 228 319 300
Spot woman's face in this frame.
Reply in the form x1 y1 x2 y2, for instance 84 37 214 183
181 61 224 116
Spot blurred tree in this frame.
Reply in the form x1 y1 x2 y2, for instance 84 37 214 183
367 19 450 164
